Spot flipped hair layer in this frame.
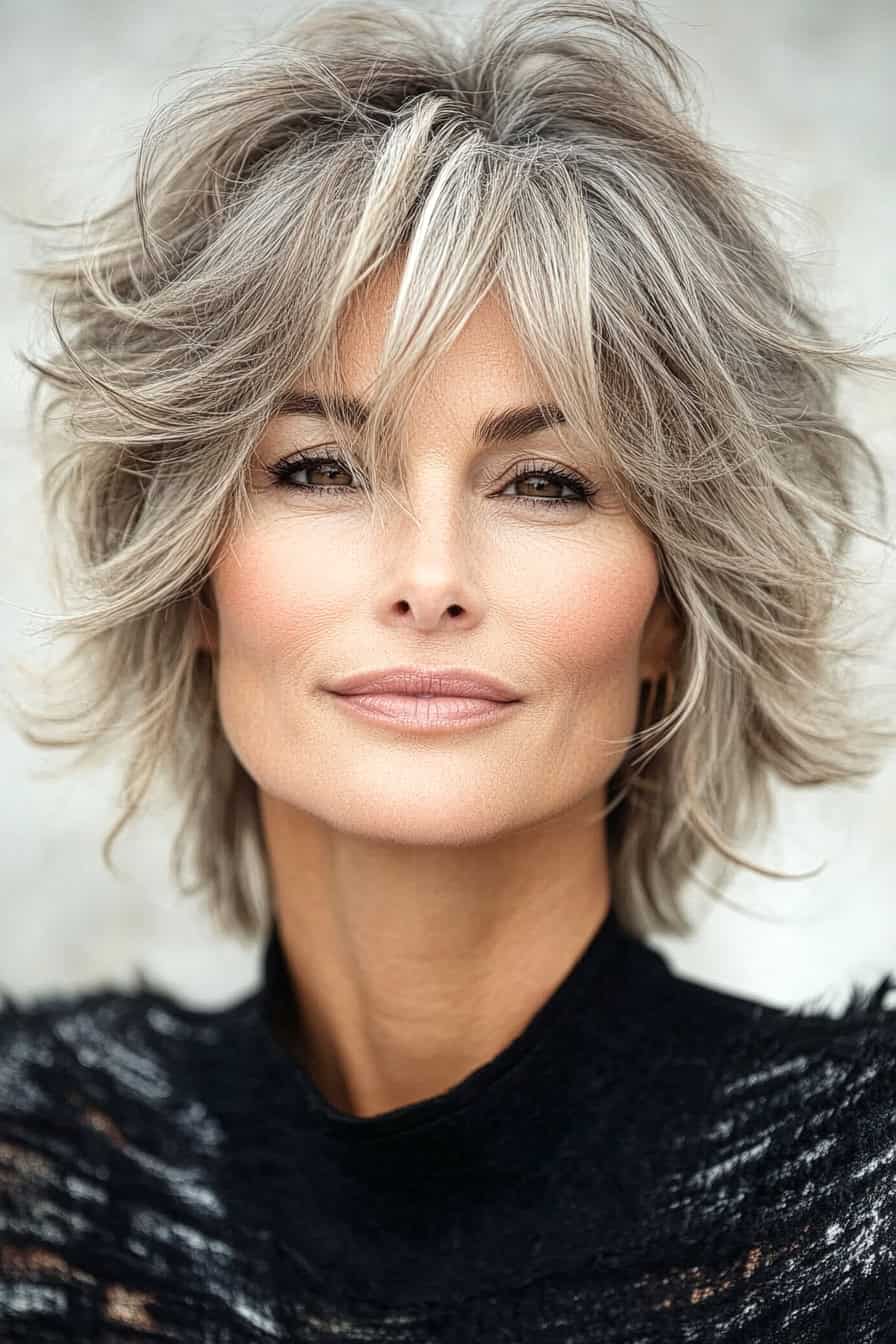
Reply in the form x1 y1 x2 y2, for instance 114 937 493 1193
10 0 896 940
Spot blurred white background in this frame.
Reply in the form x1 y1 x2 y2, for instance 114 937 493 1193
1 0 894 1012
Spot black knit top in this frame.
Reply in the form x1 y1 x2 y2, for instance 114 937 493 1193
2 903 895 1342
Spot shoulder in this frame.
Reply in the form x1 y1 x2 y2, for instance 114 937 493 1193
665 958 896 1064
648 961 896 1252
0 975 237 1183
652 958 896 1123
608 958 896 1318
0 979 245 1337
0 976 235 1135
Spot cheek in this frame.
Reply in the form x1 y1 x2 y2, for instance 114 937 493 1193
208 525 357 781
522 533 659 686
211 524 361 659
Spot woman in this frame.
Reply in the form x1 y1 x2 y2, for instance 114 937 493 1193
2 0 895 1338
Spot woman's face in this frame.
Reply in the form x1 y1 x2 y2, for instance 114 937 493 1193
199 259 678 849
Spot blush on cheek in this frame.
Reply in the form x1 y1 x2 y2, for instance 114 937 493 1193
211 530 338 654
550 542 660 672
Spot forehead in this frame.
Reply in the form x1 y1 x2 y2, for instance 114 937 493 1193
334 257 547 408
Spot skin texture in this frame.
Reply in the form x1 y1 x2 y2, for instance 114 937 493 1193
198 258 681 1118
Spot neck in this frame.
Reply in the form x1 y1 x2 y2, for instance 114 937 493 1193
260 790 613 1118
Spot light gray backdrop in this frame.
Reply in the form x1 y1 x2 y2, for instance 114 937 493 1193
2 0 894 1010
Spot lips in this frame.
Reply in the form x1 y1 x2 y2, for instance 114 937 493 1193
326 666 520 702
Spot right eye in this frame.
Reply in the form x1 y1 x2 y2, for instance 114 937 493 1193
266 452 354 494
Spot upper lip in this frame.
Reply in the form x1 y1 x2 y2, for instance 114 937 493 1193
326 666 521 702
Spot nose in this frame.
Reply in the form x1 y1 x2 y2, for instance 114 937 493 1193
373 485 483 632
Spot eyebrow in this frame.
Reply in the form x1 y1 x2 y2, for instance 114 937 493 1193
272 391 567 443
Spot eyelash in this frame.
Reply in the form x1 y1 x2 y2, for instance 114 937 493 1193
263 452 600 511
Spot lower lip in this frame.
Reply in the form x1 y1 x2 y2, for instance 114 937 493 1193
328 692 520 731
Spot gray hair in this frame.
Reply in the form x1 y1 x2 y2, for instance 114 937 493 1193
9 0 896 941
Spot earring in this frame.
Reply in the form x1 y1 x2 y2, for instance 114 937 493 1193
641 676 658 727
642 669 676 727
660 668 677 719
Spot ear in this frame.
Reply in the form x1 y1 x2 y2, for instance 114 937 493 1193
193 587 219 656
638 589 682 683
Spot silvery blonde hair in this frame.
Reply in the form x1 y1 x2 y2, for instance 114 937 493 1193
9 0 895 941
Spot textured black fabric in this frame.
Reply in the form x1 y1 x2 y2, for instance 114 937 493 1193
1 903 895 1342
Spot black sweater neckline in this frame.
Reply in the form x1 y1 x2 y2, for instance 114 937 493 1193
230 901 780 1303
247 900 672 1143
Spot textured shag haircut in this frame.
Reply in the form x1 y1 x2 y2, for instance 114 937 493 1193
10 0 895 941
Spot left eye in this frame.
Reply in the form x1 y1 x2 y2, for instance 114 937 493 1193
265 454 600 511
498 468 595 507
